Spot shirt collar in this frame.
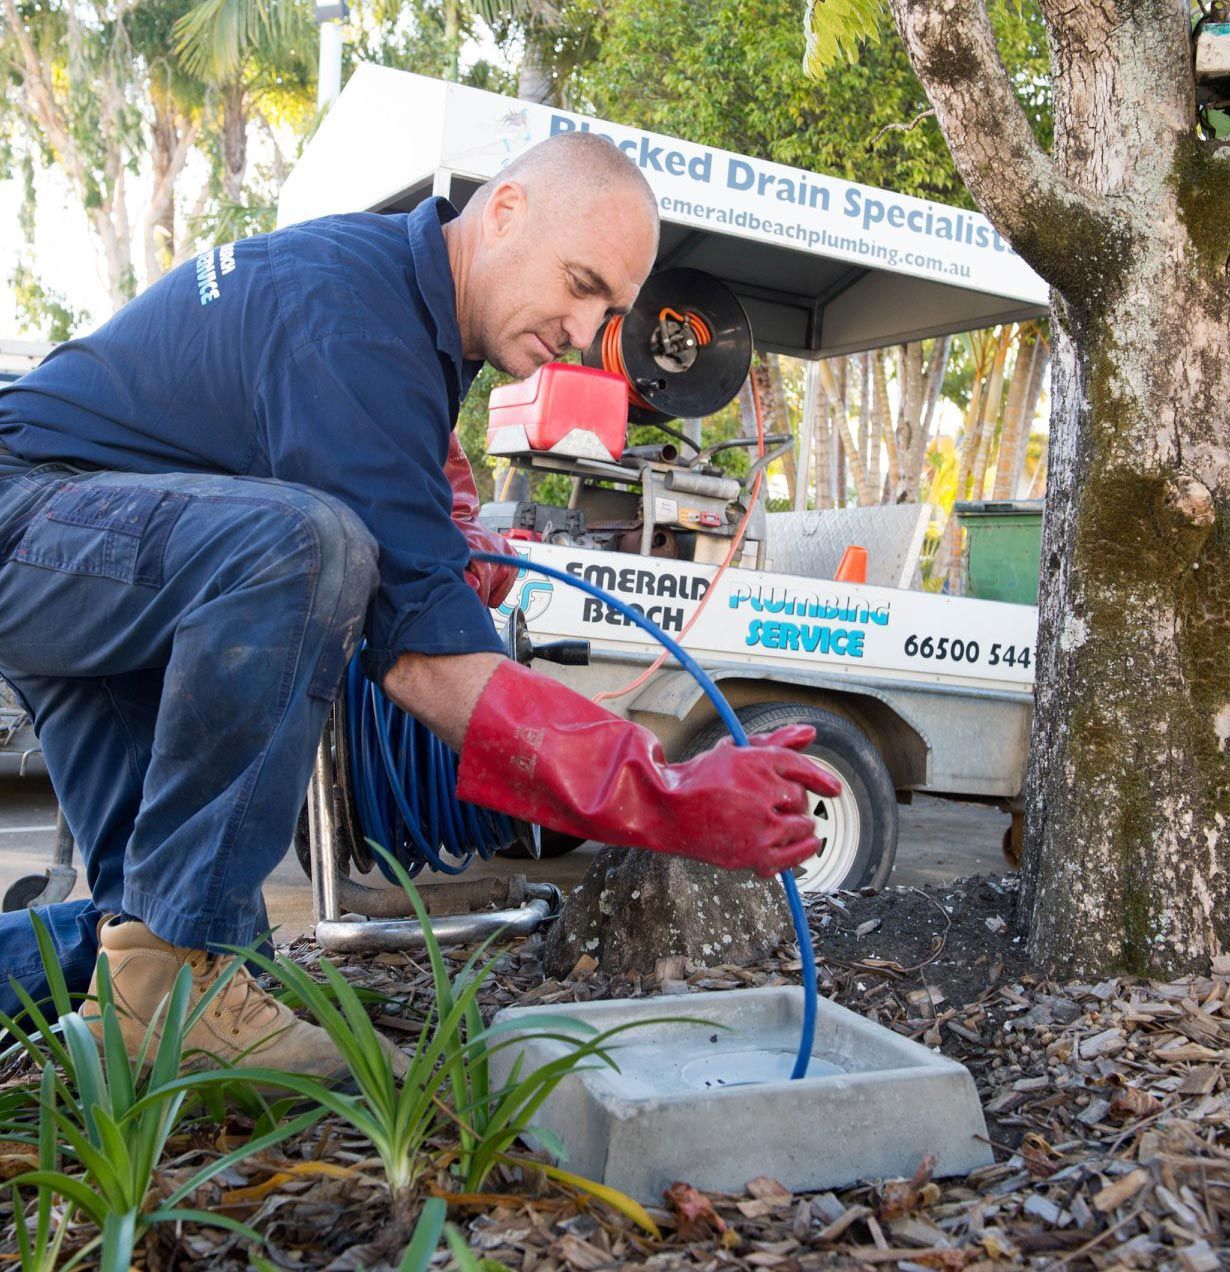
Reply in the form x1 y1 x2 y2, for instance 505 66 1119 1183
406 197 484 396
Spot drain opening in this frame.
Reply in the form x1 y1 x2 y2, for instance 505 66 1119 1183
681 1049 844 1090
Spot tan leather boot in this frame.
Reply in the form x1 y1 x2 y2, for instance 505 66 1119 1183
87 919 408 1083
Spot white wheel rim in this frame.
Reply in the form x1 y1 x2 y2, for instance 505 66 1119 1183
792 755 862 894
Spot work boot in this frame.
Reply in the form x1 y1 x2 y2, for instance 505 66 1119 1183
86 918 408 1084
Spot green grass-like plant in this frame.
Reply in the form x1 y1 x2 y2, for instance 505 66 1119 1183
228 844 684 1239
227 844 610 1207
0 854 698 1264
2 914 321 1271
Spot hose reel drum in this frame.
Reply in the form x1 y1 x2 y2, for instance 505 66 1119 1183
584 267 754 424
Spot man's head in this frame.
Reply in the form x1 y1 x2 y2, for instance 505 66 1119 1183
446 133 659 377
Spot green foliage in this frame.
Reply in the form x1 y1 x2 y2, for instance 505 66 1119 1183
573 0 956 204
1 914 316 1270
803 0 883 75
571 0 1049 208
9 263 91 342
0 863 672 1263
188 197 279 247
174 0 317 85
233 844 635 1200
400 1195 447 1270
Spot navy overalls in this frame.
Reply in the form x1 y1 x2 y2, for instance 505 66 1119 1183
0 199 501 1015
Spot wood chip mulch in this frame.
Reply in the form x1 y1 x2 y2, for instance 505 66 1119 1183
2 873 1227 1269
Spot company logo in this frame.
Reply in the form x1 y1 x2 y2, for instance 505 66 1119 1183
496 547 554 622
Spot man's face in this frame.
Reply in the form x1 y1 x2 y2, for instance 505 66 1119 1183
473 182 658 378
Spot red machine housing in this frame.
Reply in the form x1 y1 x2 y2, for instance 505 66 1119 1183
487 363 628 461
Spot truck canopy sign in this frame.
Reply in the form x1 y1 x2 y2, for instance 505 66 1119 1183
277 65 1049 329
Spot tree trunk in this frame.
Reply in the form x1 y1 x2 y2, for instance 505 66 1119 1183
992 326 1040 499
1023 269 1230 975
1026 434 1048 498
904 336 950 500
543 848 791 979
818 358 871 506
887 0 1230 977
886 344 912 500
967 324 1014 507
1006 335 1049 499
3 0 140 310
144 82 197 285
766 355 797 501
813 395 833 510
221 80 247 205
938 331 995 591
868 350 886 500
517 38 555 104
858 353 872 478
444 0 462 82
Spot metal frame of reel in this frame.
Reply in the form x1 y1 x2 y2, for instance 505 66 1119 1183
308 618 573 954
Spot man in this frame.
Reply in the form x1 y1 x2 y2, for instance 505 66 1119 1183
0 133 834 1079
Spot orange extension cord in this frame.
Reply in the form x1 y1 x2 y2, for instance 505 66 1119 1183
592 369 764 706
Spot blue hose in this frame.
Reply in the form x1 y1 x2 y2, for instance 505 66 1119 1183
471 552 818 1081
344 654 520 881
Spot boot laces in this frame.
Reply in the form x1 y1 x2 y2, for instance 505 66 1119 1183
185 952 281 1034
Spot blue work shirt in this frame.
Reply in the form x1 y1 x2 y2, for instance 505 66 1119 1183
0 198 502 682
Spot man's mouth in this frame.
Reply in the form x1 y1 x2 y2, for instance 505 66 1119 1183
533 334 559 361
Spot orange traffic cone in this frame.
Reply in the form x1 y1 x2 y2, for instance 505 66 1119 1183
834 545 868 584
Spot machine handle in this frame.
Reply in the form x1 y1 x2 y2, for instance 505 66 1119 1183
533 639 591 666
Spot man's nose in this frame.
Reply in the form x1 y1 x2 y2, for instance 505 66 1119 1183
563 300 609 355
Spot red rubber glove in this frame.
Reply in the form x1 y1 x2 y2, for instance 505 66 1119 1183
457 661 841 876
445 432 519 609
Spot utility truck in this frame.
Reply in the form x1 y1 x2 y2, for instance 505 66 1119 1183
278 68 1046 903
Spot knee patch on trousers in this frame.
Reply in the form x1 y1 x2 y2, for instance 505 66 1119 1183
301 495 379 702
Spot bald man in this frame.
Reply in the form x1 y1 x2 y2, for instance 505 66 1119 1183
0 133 831 1078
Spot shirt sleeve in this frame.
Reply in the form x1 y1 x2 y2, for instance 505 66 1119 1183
254 331 503 685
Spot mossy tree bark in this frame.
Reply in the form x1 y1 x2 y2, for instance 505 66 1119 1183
886 0 1230 976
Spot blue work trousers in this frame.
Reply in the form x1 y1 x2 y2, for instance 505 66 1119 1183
0 452 379 1018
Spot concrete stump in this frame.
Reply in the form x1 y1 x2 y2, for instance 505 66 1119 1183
542 845 792 978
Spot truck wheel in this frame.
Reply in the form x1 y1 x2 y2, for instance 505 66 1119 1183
684 703 898 894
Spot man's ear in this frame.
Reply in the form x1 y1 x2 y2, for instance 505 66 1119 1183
482 180 526 242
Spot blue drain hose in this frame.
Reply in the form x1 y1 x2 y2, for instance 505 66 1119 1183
345 654 520 878
471 553 817 1081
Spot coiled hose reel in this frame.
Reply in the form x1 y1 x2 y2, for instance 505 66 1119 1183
298 608 588 882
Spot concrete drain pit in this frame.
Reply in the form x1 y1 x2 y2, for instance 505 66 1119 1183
489 986 992 1202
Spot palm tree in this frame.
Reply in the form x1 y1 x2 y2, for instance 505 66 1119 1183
173 0 315 206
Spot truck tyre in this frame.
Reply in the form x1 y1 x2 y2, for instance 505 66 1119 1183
684 703 897 894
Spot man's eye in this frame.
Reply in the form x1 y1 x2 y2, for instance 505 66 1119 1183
569 275 594 297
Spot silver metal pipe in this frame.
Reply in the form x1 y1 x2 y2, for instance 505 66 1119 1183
308 730 340 923
623 443 679 464
316 896 553 953
334 872 529 919
664 469 741 500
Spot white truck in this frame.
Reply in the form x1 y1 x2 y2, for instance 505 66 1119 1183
278 68 1045 896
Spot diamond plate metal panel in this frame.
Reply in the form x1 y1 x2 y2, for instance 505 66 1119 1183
765 505 932 588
